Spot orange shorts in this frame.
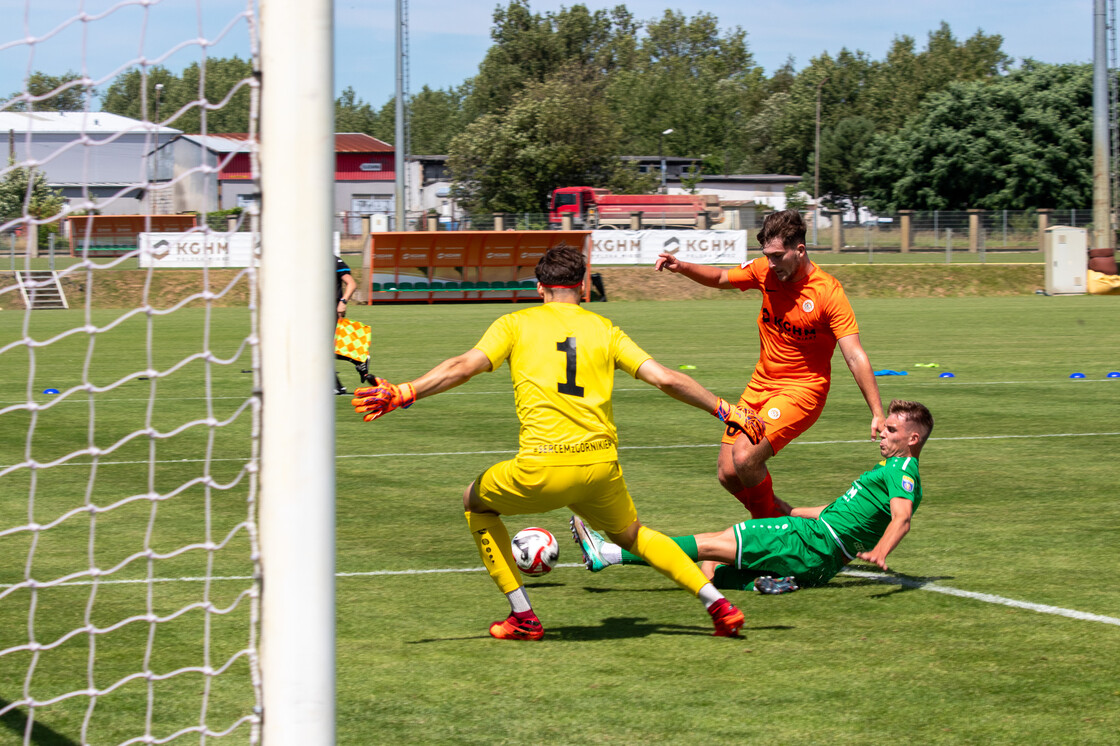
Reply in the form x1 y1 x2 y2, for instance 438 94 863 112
720 389 825 453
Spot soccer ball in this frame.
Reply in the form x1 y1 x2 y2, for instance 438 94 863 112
511 527 559 576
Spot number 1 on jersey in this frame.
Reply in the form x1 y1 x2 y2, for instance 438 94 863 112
556 337 585 397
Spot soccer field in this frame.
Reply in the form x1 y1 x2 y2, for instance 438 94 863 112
2 296 1119 744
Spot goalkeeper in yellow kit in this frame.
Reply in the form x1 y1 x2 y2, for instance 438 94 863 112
352 245 765 640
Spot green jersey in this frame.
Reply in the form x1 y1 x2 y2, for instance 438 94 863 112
818 456 922 558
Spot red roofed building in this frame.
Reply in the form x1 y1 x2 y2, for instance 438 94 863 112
155 132 397 217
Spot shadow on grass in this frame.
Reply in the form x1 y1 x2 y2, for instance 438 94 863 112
833 572 957 599
409 615 795 643
579 585 678 594
551 617 795 641
0 698 79 746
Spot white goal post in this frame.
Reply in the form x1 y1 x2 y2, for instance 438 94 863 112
258 0 338 743
0 0 338 742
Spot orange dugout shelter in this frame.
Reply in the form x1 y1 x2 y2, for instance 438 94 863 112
366 231 592 303
66 214 199 257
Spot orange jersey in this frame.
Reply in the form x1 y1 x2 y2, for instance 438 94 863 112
726 258 859 405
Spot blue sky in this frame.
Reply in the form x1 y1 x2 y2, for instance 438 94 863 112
0 0 1096 109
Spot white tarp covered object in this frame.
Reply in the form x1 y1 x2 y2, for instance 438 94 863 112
589 230 748 266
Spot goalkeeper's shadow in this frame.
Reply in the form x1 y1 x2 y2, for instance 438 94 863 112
408 616 794 644
550 616 794 641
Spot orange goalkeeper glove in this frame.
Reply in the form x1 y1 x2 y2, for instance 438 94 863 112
352 377 416 422
712 397 765 445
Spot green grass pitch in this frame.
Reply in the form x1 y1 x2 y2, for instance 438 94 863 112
2 295 1119 744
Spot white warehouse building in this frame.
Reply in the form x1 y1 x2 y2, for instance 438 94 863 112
0 111 179 215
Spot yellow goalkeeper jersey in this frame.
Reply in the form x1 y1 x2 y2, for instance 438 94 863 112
474 302 652 465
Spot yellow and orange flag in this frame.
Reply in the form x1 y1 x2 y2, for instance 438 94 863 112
334 317 372 362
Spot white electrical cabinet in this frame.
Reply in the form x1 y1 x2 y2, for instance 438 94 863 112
1044 226 1087 295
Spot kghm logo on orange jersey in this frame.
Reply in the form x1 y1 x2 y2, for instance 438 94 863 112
760 308 818 340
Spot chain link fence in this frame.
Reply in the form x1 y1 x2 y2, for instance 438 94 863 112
336 207 1101 264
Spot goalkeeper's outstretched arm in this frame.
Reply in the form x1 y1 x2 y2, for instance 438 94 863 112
403 349 493 401
634 359 765 444
352 349 492 422
635 359 721 411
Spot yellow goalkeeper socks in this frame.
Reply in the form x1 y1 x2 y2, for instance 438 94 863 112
630 525 710 598
465 510 522 595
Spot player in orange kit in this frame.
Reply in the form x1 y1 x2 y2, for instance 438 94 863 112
654 210 883 519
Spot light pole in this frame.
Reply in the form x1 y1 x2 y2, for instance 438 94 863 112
813 77 826 246
659 128 674 194
154 83 164 213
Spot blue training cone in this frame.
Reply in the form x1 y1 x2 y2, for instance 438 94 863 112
1069 373 1086 379
1108 372 1120 378
43 388 60 395
938 372 955 378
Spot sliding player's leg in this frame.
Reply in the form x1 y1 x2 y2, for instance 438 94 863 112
574 517 813 594
572 518 734 569
571 466 744 637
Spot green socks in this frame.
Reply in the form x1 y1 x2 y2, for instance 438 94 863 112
621 535 698 565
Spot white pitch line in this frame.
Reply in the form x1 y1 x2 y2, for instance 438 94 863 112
0 396 253 405
901 378 1119 386
3 431 1120 469
8 565 1116 628
337 430 1120 459
4 377 1116 407
838 569 1120 627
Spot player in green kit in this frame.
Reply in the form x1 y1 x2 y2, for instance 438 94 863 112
351 245 767 639
572 399 933 591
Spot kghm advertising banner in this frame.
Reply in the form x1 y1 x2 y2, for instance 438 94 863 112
590 230 748 265
139 233 341 267
139 232 259 268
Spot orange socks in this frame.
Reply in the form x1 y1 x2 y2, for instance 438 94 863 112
731 472 782 519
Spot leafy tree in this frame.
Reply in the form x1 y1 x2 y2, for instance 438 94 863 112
815 116 877 215
783 184 809 212
865 23 1010 130
448 65 650 214
679 165 704 194
5 70 92 111
740 90 799 173
463 1 636 119
606 9 765 168
408 86 466 154
0 160 67 248
175 57 254 133
741 23 1007 176
102 57 254 133
861 62 1093 211
742 50 873 174
100 66 179 122
336 86 382 135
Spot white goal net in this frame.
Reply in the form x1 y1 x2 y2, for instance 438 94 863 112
0 1 336 744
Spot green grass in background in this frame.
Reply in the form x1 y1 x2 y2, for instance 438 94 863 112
2 296 1119 744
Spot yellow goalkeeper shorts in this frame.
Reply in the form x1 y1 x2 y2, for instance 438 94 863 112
475 459 637 537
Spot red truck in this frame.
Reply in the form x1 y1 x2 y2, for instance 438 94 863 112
548 187 721 229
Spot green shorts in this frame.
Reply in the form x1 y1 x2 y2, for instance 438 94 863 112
713 516 848 590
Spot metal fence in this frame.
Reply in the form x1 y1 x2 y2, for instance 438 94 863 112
335 207 1097 261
